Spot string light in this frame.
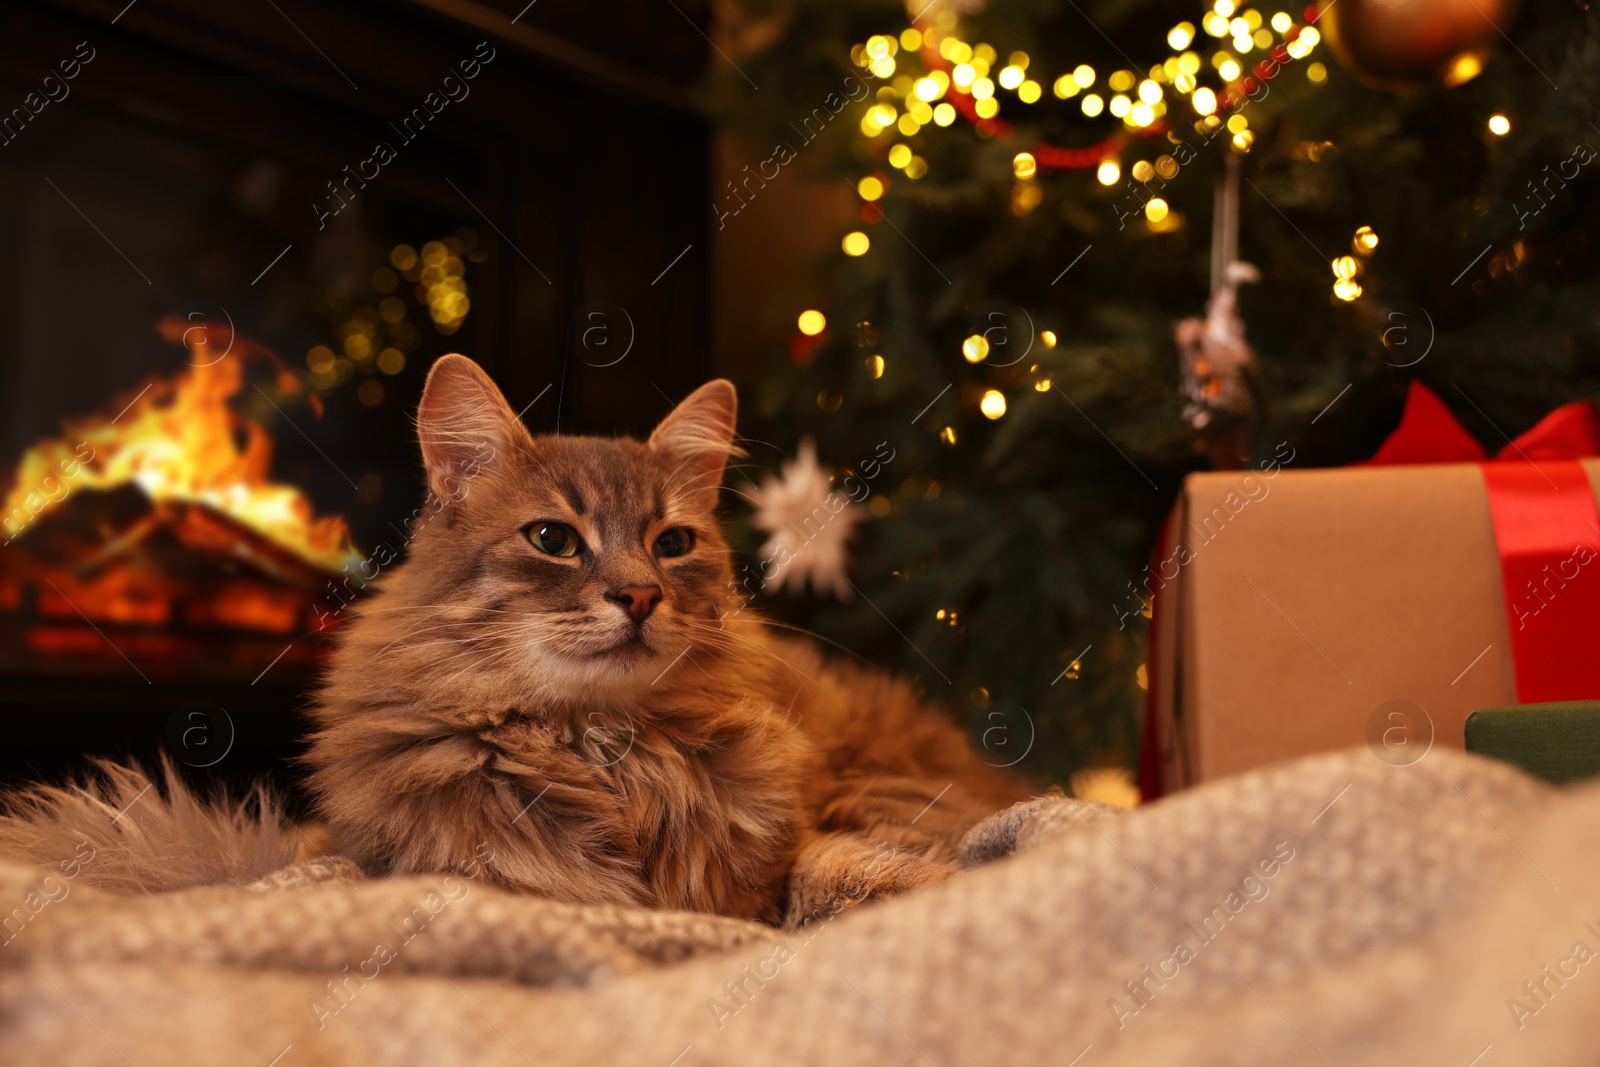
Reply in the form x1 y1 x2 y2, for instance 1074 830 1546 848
842 231 870 256
1146 198 1170 223
962 334 990 362
980 390 1007 419
1168 22 1195 49
798 310 827 335
1193 87 1218 115
1353 226 1379 253
866 354 885 378
1013 152 1037 179
1081 93 1105 117
1040 330 1057 348
1488 113 1511 135
858 176 884 201
1097 159 1121 185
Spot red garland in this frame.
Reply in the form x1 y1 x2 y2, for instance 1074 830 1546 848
905 23 1310 173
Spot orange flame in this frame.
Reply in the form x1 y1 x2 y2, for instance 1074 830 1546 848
1 328 359 574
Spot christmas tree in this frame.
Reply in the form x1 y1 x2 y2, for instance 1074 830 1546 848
710 0 1600 788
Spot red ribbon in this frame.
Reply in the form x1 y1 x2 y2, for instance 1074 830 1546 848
1363 381 1600 704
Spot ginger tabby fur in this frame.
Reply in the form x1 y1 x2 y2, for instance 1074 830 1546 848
304 355 1029 926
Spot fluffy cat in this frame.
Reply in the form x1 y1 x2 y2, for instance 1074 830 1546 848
304 355 1029 925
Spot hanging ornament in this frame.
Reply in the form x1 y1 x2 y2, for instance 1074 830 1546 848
750 438 865 600
1175 155 1262 469
1315 0 1522 92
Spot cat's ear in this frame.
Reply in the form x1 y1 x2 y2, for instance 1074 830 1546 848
649 379 740 506
417 354 532 505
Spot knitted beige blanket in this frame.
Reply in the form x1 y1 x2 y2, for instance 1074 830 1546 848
3 747 1597 1066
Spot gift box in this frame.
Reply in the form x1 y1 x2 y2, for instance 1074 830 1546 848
1465 701 1600 785
1141 383 1600 795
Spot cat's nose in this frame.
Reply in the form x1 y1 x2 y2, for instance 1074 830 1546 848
606 584 662 622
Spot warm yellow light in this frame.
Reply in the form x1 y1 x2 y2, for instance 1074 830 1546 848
1174 71 1196 93
1054 74 1079 98
1354 225 1379 253
897 113 920 136
974 97 999 119
971 77 995 100
1219 58 1241 81
1307 61 1327 83
952 63 976 88
900 28 922 50
940 425 957 445
1286 38 1311 59
866 354 885 378
1245 9 1263 29
1331 255 1358 279
1168 22 1195 49
1109 70 1135 92
888 144 913 168
1040 330 1057 348
962 334 990 363
1300 26 1321 46
1130 102 1155 127
1214 0 1236 15
1226 113 1248 133
1009 50 1030 69
915 77 943 101
1253 27 1274 48
870 56 895 78
905 156 928 179
1146 198 1169 223
1233 34 1253 54
1192 87 1217 115
1232 130 1254 151
1109 94 1132 118
1205 12 1230 36
1034 378 1052 392
842 231 870 256
858 175 884 201
998 65 1024 90
1018 79 1042 103
1097 159 1121 185
1013 152 1037 179
980 390 1007 419
1333 277 1363 301
1271 10 1292 32
871 103 896 126
1488 113 1511 136
1081 93 1105 117
933 102 957 126
1073 64 1096 87
1132 160 1155 182
1446 53 1484 86
1230 17 1249 38
797 310 826 335
1179 51 1202 75
860 113 885 137
377 348 405 375
866 35 892 58
1138 79 1162 104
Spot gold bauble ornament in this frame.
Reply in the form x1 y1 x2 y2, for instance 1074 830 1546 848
1316 0 1522 91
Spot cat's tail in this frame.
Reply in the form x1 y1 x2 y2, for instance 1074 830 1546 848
0 757 302 894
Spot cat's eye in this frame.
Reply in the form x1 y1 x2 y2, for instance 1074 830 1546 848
654 527 694 558
529 522 582 557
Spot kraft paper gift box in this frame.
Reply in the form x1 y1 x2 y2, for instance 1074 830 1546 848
1140 383 1600 795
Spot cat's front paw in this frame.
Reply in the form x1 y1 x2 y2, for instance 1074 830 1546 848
784 838 958 927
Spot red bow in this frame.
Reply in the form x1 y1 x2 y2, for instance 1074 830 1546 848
1365 381 1600 704
1362 380 1600 465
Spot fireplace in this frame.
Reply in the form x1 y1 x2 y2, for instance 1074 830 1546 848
0 0 713 797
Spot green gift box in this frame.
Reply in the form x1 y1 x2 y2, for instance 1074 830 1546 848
1465 702 1600 785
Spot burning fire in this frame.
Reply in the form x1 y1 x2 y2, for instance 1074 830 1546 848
1 323 359 574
